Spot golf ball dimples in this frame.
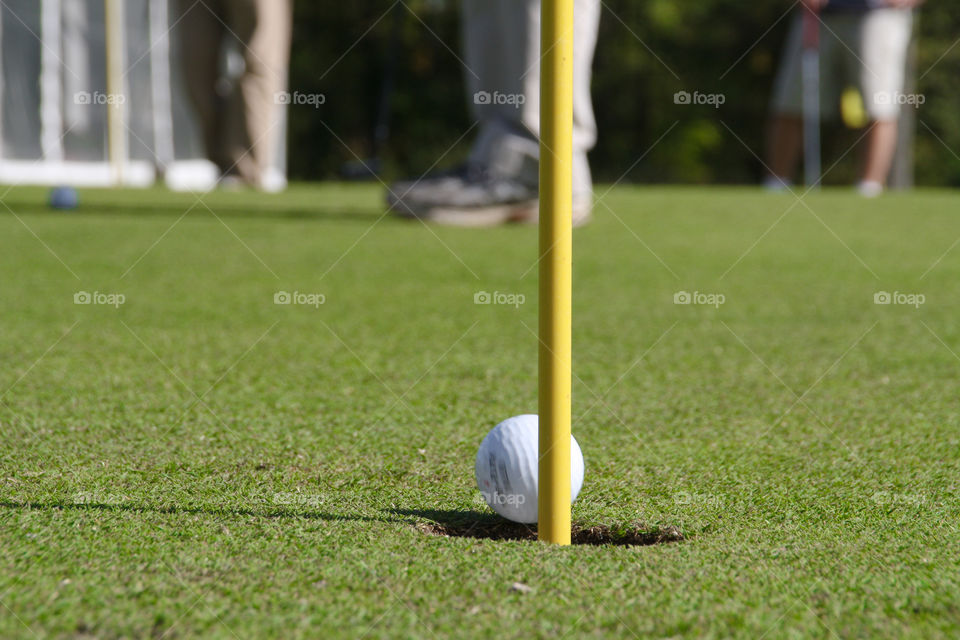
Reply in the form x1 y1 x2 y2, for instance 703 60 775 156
475 414 584 524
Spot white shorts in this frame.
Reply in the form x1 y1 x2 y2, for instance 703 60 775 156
771 8 914 121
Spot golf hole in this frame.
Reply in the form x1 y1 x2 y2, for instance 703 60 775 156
415 520 684 546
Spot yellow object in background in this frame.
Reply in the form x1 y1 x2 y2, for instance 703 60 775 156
841 86 869 129
105 0 127 184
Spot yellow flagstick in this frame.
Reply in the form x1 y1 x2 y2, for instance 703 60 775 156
104 0 126 185
538 0 574 545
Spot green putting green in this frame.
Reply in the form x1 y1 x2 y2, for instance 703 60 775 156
1 184 958 638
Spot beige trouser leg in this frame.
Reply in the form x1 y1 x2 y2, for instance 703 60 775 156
461 0 600 199
178 0 291 187
222 0 292 187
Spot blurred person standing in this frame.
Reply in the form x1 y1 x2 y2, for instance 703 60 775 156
765 0 924 197
177 0 292 190
388 0 601 226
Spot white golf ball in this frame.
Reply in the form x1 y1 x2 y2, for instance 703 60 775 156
475 414 584 524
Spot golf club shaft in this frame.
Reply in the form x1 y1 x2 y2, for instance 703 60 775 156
802 3 821 188
373 1 403 156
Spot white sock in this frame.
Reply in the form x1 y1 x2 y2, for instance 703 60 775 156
763 175 792 191
857 181 883 198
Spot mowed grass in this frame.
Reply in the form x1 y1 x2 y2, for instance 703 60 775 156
1 183 959 638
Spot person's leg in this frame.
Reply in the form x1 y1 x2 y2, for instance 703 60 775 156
462 0 539 194
461 0 495 124
222 0 292 188
467 0 600 202
856 8 913 195
767 11 848 190
176 0 225 171
765 14 805 188
389 0 600 226
861 119 899 186
766 115 803 187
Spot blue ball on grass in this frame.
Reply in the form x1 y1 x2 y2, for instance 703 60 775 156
49 186 79 210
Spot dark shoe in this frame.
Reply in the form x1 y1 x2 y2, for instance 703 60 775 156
387 164 590 227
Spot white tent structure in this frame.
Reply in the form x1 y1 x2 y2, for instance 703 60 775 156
0 0 287 191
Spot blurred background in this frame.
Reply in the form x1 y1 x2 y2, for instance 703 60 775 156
1 1 958 189
293 1 960 186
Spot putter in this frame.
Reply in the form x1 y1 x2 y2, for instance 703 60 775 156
341 2 404 180
801 2 821 188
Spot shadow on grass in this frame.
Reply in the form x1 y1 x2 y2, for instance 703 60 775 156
8 201 386 224
0 500 403 524
392 509 684 547
0 501 682 546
